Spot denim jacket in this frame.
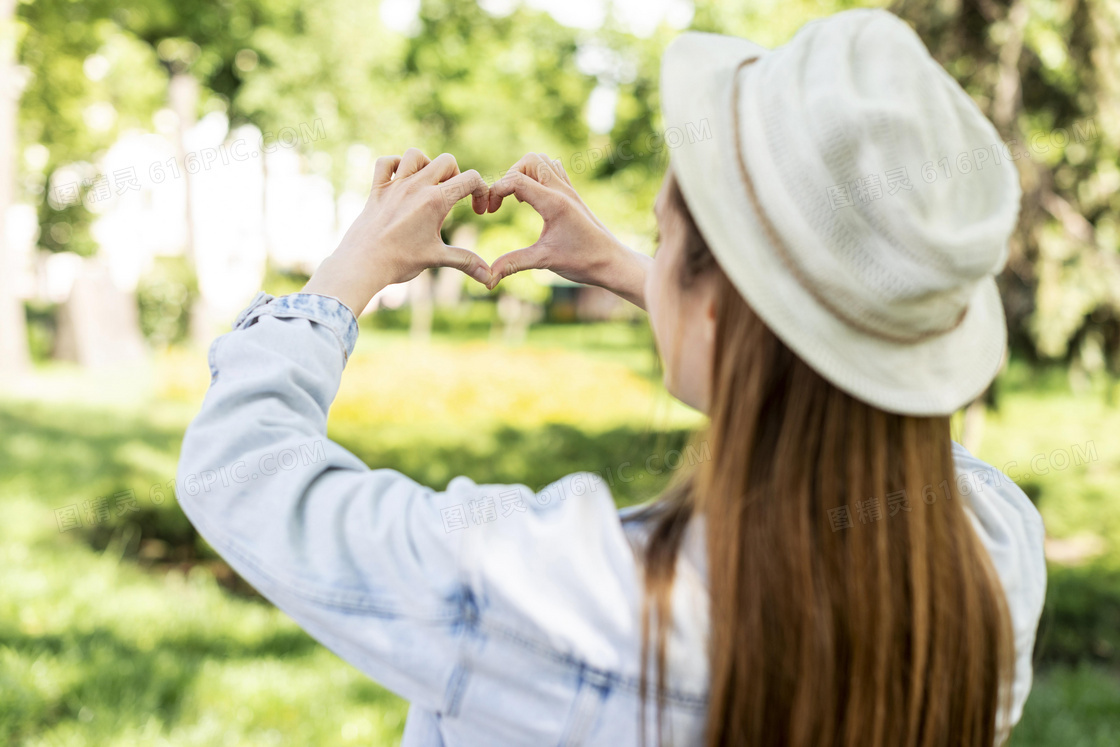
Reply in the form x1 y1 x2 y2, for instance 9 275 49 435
177 291 1048 746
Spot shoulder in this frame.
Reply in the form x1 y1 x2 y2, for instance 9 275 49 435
949 440 1047 604
949 441 1047 583
949 441 1048 727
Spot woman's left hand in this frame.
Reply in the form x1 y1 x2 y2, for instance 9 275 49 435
303 148 493 316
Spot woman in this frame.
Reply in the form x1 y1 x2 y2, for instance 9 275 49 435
178 9 1046 746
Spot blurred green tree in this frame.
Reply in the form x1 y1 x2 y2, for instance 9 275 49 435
9 0 1119 372
891 0 1120 376
235 0 602 334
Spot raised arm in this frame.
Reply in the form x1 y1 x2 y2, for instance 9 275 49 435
486 152 653 310
177 148 497 706
176 151 646 731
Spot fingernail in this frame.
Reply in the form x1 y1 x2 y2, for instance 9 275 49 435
473 267 491 285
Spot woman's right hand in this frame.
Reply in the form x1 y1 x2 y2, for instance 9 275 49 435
486 152 652 309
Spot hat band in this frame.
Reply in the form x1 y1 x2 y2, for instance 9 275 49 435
730 56 969 345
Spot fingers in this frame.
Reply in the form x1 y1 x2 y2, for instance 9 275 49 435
439 244 492 286
526 153 564 188
535 153 565 184
373 151 489 217
488 152 575 213
484 152 576 288
438 169 490 215
487 154 560 213
396 147 431 178
552 158 572 186
487 245 548 289
373 155 402 184
535 153 575 190
373 149 437 184
417 152 460 185
487 168 554 214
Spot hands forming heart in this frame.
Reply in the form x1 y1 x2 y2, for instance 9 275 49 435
302 148 652 316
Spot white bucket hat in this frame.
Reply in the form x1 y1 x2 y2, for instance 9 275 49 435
660 8 1021 416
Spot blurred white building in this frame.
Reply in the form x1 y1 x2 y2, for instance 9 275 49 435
20 112 345 345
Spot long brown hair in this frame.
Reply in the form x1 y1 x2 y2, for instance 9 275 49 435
637 173 1014 746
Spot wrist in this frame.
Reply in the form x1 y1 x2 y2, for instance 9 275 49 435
593 241 650 310
303 250 390 317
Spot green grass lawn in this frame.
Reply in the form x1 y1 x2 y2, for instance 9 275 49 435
1 320 1118 745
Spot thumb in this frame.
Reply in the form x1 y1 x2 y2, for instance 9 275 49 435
488 244 549 290
439 244 493 287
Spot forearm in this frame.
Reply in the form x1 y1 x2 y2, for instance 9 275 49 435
593 243 652 311
182 292 356 465
179 294 356 555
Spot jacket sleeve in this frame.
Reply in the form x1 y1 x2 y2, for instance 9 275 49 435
176 291 484 711
177 291 646 737
950 441 1048 736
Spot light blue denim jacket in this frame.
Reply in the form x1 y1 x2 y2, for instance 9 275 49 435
177 291 1048 745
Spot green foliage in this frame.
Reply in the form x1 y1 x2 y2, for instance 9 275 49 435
24 300 59 363
1009 665 1120 746
37 202 99 258
891 0 1120 371
13 0 1120 361
1040 565 1120 667
261 264 310 299
362 300 499 335
17 1 167 257
17 1 163 162
136 256 198 349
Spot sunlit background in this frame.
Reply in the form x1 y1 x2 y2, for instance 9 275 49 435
1 0 1119 744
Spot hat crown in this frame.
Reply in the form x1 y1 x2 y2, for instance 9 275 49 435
657 11 1016 414
740 9 1021 341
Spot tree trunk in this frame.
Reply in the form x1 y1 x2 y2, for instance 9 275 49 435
53 258 147 368
0 0 31 376
168 71 211 346
497 293 532 344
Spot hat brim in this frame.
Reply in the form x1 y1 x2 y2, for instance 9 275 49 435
660 31 1006 416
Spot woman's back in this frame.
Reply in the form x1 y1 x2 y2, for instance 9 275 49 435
178 7 1047 744
178 302 1044 743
